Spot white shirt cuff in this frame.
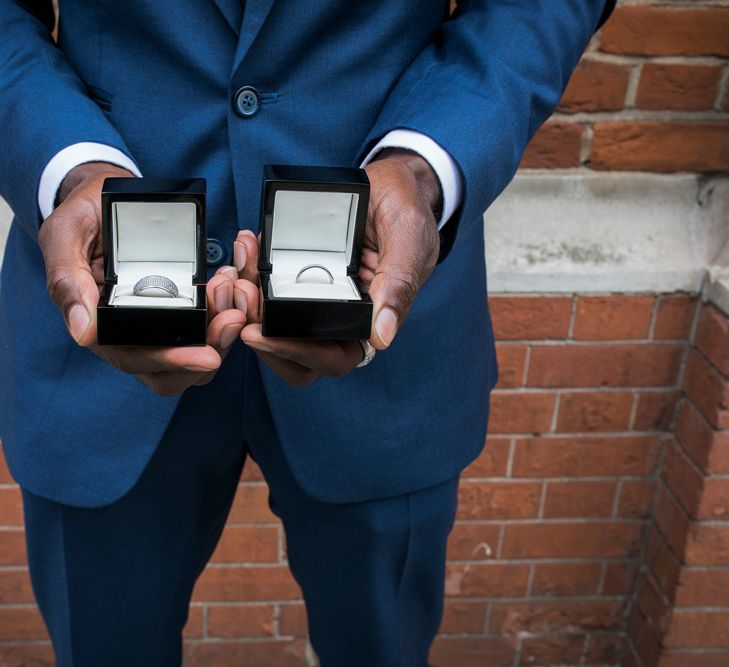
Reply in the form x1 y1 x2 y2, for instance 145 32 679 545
38 142 142 220
360 129 463 229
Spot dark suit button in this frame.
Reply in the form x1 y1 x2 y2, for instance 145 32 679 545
234 86 260 117
206 238 226 267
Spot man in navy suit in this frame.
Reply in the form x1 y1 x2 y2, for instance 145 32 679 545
0 1 614 664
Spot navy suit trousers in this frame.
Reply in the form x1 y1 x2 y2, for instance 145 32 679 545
22 348 459 667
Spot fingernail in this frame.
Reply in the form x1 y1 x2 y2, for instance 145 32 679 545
233 288 248 315
67 304 90 343
374 307 398 347
221 324 240 349
215 284 230 312
234 242 247 273
242 229 257 239
221 266 238 280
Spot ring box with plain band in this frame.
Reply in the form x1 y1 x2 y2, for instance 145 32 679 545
97 177 208 346
258 165 373 339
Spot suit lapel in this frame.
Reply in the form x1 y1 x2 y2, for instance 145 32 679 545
232 0 276 74
212 0 243 36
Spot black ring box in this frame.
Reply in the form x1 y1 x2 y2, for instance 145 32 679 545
97 177 207 346
259 165 373 340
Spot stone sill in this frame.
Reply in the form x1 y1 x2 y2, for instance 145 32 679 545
485 171 729 315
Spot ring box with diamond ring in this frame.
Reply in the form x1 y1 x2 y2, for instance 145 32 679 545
258 165 372 339
97 177 207 346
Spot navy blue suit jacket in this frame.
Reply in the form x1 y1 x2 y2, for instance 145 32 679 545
0 0 613 507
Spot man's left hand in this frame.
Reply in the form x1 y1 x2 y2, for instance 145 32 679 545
232 149 441 387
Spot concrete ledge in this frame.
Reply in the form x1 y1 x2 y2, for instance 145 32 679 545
485 172 729 300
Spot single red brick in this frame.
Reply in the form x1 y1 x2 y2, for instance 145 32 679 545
183 606 203 639
633 391 680 432
654 486 691 559
520 122 584 169
558 59 630 113
653 295 697 341
590 122 729 173
445 563 530 597
683 350 729 430
495 344 527 388
207 604 275 638
512 435 661 478
636 575 672 640
447 523 501 560
627 606 662 667
603 561 639 596
695 304 729 377
636 64 722 111
542 480 616 518
0 606 48 641
0 529 26 566
501 522 643 559
531 562 602 596
489 296 573 340
661 439 703 518
660 651 729 667
519 634 586 666
241 460 264 481
440 601 487 634
664 610 729 648
675 400 729 473
192 565 301 602
183 640 307 667
0 487 24 526
487 391 556 434
617 479 656 519
644 527 681 601
685 523 729 566
557 391 634 432
457 481 541 520
210 526 279 563
228 484 279 524
527 344 683 388
279 603 307 637
0 568 35 604
675 568 729 608
572 295 655 340
600 6 729 56
430 637 514 667
462 437 510 477
699 478 729 520
0 645 54 667
491 599 625 634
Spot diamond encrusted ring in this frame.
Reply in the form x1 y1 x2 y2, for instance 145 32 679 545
132 274 179 298
357 340 376 368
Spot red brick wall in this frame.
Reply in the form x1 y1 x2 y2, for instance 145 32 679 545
522 1 729 173
2 1 729 665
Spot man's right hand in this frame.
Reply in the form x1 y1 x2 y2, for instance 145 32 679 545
38 162 245 396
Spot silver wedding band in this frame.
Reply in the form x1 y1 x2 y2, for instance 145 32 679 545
295 264 334 285
132 274 179 298
357 340 376 368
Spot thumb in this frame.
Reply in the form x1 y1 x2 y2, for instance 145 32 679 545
40 213 101 347
368 248 422 351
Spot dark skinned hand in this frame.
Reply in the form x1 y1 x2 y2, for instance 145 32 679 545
229 149 441 387
37 161 246 396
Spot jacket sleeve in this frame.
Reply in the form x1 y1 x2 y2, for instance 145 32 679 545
357 0 616 256
0 1 138 239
